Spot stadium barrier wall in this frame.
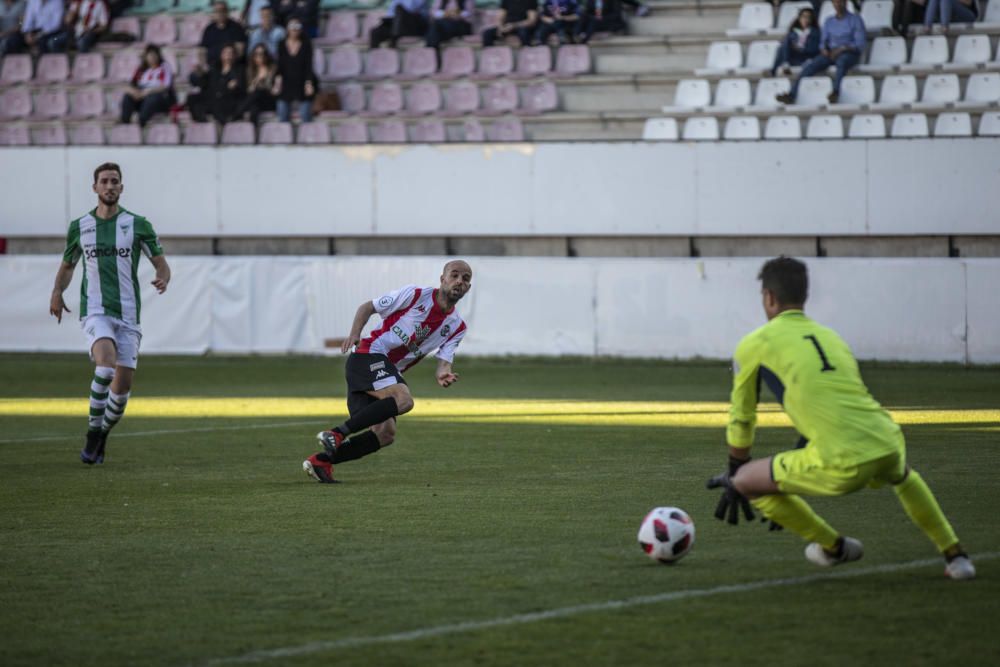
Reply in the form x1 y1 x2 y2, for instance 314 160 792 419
1 140 999 238
2 256 998 363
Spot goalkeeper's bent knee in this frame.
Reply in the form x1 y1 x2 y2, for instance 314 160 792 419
752 494 839 550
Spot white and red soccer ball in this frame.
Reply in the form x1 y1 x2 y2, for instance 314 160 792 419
638 507 695 564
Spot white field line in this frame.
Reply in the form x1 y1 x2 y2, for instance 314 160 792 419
203 551 999 666
0 419 328 444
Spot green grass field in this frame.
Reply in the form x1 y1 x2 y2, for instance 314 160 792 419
1 354 998 667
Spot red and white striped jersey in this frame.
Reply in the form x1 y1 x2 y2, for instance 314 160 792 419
357 284 467 373
133 61 173 89
71 0 109 38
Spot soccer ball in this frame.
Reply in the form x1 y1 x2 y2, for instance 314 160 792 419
637 507 695 564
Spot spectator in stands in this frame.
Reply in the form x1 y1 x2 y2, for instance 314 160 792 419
274 0 319 38
575 0 626 44
770 7 820 76
201 0 248 65
535 0 580 45
0 0 27 55
247 5 284 58
105 0 127 18
481 0 538 46
0 0 63 55
370 0 429 48
621 0 649 16
273 18 315 122
236 43 277 124
923 0 978 32
776 0 864 105
48 0 109 53
241 0 270 29
424 0 472 49
120 43 175 127
187 43 246 125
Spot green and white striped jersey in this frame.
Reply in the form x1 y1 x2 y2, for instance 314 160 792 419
62 207 164 326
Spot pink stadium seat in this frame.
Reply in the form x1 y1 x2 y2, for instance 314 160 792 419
473 46 513 80
71 53 105 83
108 123 142 145
175 51 202 81
433 46 475 80
517 80 558 115
480 80 518 115
403 81 442 116
183 122 218 145
325 48 363 81
146 123 181 144
334 119 368 143
221 121 255 144
462 117 484 141
0 125 31 146
370 119 406 143
399 47 437 80
554 44 591 77
312 47 326 78
178 14 211 46
32 124 68 145
33 89 69 119
0 88 32 118
259 121 293 144
108 50 142 83
70 86 105 118
70 123 105 145
358 11 383 42
335 82 366 114
512 45 552 79
441 80 479 116
316 12 358 45
488 117 524 141
110 16 141 40
35 54 70 83
360 82 403 116
1 54 33 84
409 118 446 142
362 48 400 80
297 121 332 143
144 14 178 46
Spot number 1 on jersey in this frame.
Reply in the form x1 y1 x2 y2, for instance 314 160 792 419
804 334 836 372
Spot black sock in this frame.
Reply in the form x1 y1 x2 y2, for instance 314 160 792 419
315 452 333 463
337 398 399 436
331 431 381 464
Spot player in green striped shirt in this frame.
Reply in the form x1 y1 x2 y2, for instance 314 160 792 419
707 257 975 580
49 162 171 465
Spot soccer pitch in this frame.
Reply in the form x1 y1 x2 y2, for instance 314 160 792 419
1 355 998 667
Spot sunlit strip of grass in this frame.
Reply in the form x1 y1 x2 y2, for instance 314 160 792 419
1 398 997 428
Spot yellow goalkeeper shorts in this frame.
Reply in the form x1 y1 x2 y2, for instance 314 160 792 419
772 445 907 497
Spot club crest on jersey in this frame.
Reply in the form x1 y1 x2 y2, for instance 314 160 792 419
415 304 426 313
378 296 394 308
439 324 451 338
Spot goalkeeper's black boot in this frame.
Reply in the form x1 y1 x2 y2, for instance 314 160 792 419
81 430 101 465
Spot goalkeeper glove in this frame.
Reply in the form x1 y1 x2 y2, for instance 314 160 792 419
706 456 755 525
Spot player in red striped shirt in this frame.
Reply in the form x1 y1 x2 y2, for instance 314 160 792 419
303 260 473 483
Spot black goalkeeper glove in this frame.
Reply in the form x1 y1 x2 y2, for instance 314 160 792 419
706 456 755 525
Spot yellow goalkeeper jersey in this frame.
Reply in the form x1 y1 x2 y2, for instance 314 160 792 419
727 310 902 466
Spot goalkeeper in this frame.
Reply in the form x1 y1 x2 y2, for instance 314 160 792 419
707 256 974 580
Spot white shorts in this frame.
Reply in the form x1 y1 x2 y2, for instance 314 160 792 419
82 315 143 369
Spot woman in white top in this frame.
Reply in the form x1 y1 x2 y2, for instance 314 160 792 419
120 44 176 127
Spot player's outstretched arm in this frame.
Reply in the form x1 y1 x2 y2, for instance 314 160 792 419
341 301 377 354
49 261 75 323
150 255 171 294
436 359 459 388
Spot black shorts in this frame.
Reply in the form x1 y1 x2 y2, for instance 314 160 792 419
344 352 406 417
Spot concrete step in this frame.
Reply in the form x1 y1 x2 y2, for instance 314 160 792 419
595 51 706 74
556 74 678 113
626 12 739 37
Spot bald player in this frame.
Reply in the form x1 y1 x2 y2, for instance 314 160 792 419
304 260 473 483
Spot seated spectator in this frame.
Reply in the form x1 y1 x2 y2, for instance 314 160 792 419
424 0 472 50
241 0 271 29
575 0 626 44
120 43 175 127
48 0 109 53
187 43 246 125
923 0 978 32
0 0 27 55
274 0 319 38
893 0 925 35
481 0 538 47
106 0 127 18
247 5 284 59
370 0 428 48
776 0 864 105
201 0 247 65
770 7 819 76
535 0 579 45
236 43 277 124
273 19 315 122
621 0 649 16
0 0 63 55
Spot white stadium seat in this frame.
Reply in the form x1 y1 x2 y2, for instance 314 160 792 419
743 41 781 72
919 74 961 106
714 78 753 107
933 112 972 137
764 115 802 139
981 0 1000 27
907 36 949 69
848 113 887 138
877 75 918 107
682 116 720 141
806 114 845 139
818 0 856 25
837 76 876 106
950 35 991 68
698 42 743 74
863 37 907 72
796 76 834 106
723 115 761 140
978 111 1000 136
642 118 679 141
754 77 791 107
890 112 930 137
860 0 893 32
961 73 1000 107
775 1 813 31
664 79 711 112
728 3 774 36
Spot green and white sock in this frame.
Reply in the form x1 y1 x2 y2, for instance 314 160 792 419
89 367 114 431
102 390 130 433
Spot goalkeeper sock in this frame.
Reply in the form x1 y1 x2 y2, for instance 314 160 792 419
751 494 839 550
101 390 130 433
893 469 960 553
331 431 381 464
336 398 399 436
88 367 114 431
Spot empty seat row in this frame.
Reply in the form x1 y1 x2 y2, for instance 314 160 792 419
643 111 1000 140
332 80 558 116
